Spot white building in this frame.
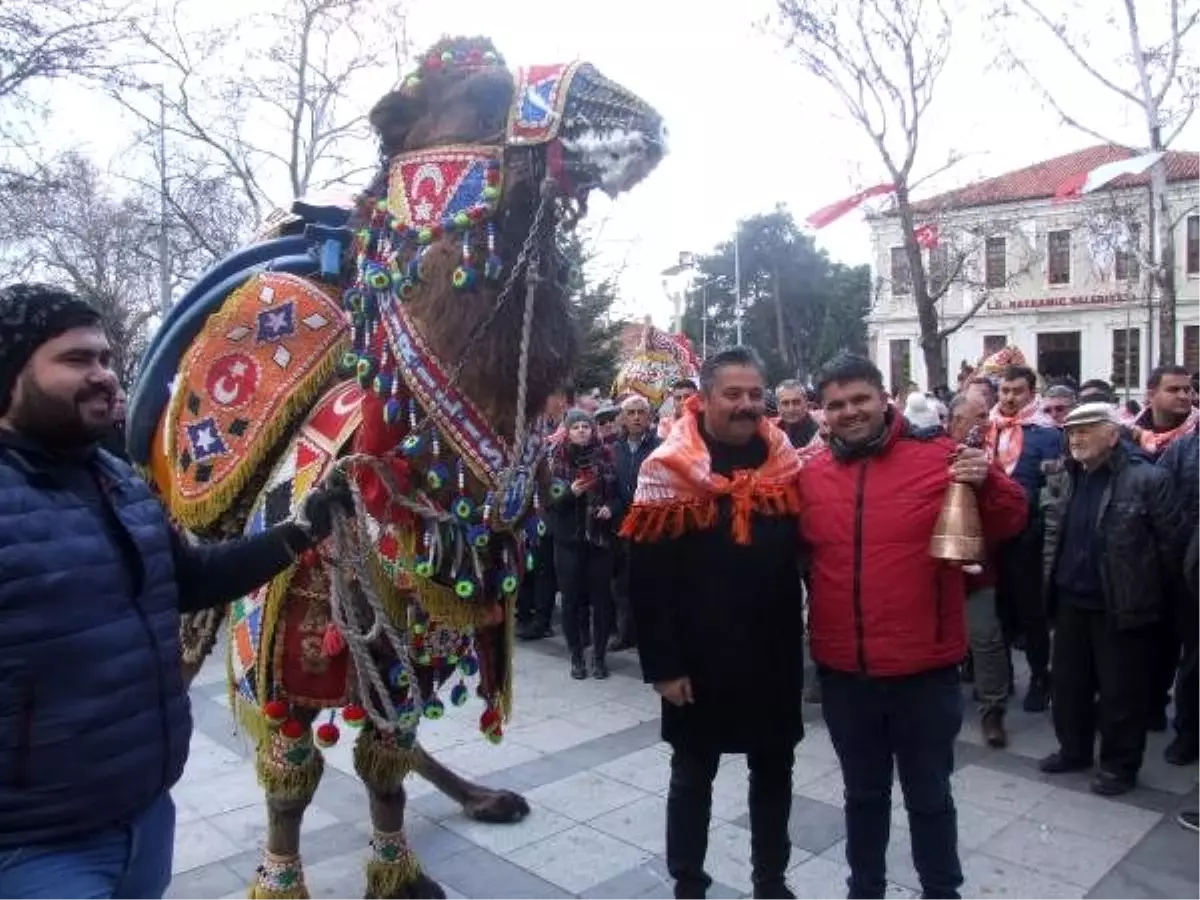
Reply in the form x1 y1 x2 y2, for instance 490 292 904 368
865 145 1200 397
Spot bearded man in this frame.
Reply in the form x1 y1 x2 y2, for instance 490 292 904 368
0 284 348 898
625 347 805 900
797 354 1027 899
986 363 1063 712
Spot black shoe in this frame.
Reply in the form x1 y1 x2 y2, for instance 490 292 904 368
517 624 551 641
961 652 975 684
570 654 587 680
592 655 610 680
1039 751 1092 774
1090 770 1135 797
608 636 635 652
1165 736 1200 766
1148 709 1169 732
674 879 708 899
981 709 1008 749
752 881 794 899
1023 672 1051 713
1178 810 1199 833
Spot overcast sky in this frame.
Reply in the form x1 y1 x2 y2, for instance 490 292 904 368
35 0 1198 326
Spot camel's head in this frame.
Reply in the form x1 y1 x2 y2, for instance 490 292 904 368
354 37 665 432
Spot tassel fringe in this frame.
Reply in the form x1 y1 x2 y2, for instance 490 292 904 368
255 736 324 802
619 484 800 545
353 732 418 795
364 859 423 899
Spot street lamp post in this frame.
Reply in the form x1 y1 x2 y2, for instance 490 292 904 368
733 221 743 346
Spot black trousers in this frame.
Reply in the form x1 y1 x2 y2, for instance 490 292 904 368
666 745 794 897
554 539 613 659
611 539 635 644
820 666 963 900
997 522 1050 676
1166 602 1200 744
1051 603 1157 778
516 536 557 630
1150 605 1182 721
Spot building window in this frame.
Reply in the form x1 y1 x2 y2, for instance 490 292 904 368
1112 328 1140 388
985 237 1007 289
928 245 949 296
1185 325 1199 374
1115 224 1141 282
890 247 912 295
1048 230 1071 285
889 339 911 394
1188 215 1199 275
983 335 1007 357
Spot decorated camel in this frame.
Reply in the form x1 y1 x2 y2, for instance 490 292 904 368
127 36 664 898
612 317 700 410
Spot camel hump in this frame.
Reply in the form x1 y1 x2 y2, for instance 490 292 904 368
129 198 357 474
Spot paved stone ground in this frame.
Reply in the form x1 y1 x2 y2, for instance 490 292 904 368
169 636 1198 899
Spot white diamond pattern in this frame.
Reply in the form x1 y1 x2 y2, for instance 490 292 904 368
272 345 292 369
259 285 275 304
225 326 250 342
302 313 329 330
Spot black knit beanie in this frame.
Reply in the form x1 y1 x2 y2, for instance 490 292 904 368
0 284 103 416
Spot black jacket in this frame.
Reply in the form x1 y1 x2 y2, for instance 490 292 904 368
611 430 661 525
1046 443 1191 629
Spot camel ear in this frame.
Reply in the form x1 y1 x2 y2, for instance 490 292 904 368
369 89 426 156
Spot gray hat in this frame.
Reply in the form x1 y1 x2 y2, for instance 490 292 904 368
563 407 593 429
1062 402 1120 430
594 403 620 423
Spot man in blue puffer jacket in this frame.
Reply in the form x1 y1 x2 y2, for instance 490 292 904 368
0 284 349 899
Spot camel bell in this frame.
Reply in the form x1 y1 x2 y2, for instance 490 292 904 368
929 481 985 563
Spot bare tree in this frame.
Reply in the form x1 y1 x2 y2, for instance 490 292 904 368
0 153 246 384
115 0 410 230
993 0 1199 363
773 0 967 385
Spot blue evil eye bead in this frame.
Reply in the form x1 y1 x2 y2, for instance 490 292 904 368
548 478 567 500
525 551 536 572
397 705 419 729
416 648 432 666
340 349 359 372
453 496 476 521
417 227 434 245
423 697 445 719
484 254 503 281
458 654 479 677
467 524 490 550
365 263 391 290
500 572 519 596
427 462 450 490
388 663 410 690
536 518 547 537
383 397 403 425
454 577 476 599
450 682 469 707
372 370 393 396
342 288 364 313
398 279 417 301
400 432 426 456
413 558 434 578
451 266 477 291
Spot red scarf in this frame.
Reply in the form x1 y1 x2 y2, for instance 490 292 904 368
1132 407 1199 455
987 398 1054 475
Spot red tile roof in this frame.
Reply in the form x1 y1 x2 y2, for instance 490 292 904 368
908 144 1198 214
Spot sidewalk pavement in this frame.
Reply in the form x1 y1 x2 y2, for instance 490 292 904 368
169 637 1198 899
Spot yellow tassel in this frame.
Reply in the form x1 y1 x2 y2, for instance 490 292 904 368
232 692 272 745
255 565 299 706
248 882 309 900
352 732 417 795
364 859 422 899
255 737 324 802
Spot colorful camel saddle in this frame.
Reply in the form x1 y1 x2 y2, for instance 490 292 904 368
162 272 349 529
229 379 364 714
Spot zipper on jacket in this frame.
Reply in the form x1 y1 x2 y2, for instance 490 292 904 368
853 461 869 673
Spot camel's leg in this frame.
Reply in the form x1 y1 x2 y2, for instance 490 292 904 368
354 726 445 900
249 709 324 899
413 745 530 823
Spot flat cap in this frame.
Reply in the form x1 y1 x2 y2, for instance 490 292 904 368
1062 401 1121 429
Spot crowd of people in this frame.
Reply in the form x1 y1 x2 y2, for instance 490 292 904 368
515 345 1198 900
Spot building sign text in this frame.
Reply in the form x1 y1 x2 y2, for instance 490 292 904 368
987 293 1130 312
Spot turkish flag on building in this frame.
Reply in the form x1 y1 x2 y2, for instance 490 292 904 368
805 183 897 229
1053 151 1164 202
913 223 940 249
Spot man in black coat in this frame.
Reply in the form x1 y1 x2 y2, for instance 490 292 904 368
608 393 660 651
1041 403 1191 796
625 347 805 900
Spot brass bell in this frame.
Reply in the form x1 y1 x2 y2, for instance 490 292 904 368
929 481 985 563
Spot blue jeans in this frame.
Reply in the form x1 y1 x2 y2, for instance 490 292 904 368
820 666 963 900
0 791 175 898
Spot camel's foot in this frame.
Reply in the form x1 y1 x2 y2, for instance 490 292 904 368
250 851 309 899
462 787 531 823
364 865 445 899
365 831 445 899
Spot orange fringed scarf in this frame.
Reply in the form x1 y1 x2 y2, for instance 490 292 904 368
620 395 802 546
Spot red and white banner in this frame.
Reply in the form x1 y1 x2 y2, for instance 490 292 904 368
805 183 896 229
913 223 939 249
1053 152 1164 201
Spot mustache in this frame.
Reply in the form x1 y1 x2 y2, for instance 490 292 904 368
77 385 114 403
730 410 761 422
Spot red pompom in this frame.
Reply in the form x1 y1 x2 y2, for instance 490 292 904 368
321 622 346 658
279 718 306 740
300 548 320 568
342 704 367 727
263 700 289 726
315 722 340 748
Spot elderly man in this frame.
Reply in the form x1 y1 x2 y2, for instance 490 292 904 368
1041 384 1076 427
775 379 820 450
798 355 1027 899
1041 403 1190 795
627 348 805 899
609 393 660 651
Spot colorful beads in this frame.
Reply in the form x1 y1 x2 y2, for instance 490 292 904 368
388 663 411 690
454 577 476 599
315 722 340 748
467 524 490 550
423 697 446 719
451 682 469 707
263 699 289 727
500 572 519 595
453 497 476 521
413 558 434 578
400 432 425 456
383 396 403 425
342 704 368 728
458 654 479 677
427 462 450 490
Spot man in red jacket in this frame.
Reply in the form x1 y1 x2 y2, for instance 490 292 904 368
797 354 1028 900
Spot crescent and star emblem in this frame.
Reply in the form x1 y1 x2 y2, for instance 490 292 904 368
410 163 446 222
205 353 258 408
331 386 362 418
